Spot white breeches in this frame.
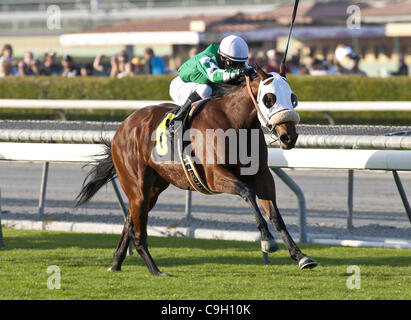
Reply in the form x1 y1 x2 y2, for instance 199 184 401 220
169 76 212 105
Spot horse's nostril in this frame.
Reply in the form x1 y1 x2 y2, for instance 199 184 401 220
280 134 290 144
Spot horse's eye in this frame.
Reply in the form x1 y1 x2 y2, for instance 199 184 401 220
263 94 276 108
291 93 298 108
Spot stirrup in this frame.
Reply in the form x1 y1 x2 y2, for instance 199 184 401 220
168 93 199 136
168 124 176 136
168 120 183 136
168 113 188 136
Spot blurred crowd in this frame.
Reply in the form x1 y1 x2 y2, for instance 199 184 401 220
0 43 409 78
248 44 408 77
0 44 173 78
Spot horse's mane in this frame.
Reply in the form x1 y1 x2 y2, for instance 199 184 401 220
211 71 260 99
211 77 247 99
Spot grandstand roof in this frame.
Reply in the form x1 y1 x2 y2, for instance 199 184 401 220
362 1 411 17
59 1 410 46
77 15 222 33
71 0 411 36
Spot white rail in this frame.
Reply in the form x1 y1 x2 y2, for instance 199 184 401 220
2 129 411 149
267 148 411 171
295 135 411 150
1 141 410 244
1 142 411 170
0 129 116 144
0 99 170 110
0 99 411 111
0 142 104 162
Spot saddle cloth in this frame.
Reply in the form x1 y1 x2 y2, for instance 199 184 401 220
151 98 216 195
152 98 210 161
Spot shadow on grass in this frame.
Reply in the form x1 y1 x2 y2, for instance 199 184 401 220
126 253 411 269
2 229 410 268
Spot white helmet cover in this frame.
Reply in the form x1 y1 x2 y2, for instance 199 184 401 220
218 35 249 62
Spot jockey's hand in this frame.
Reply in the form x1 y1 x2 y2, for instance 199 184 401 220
239 67 257 78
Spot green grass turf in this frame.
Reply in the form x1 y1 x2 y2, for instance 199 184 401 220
0 227 410 300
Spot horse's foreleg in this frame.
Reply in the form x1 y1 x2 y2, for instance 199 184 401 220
259 199 317 269
211 169 277 254
236 183 278 253
258 199 302 260
254 169 318 269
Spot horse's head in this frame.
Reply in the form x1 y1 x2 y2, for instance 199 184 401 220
251 65 300 150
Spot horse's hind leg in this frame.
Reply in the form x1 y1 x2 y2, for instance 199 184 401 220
109 212 132 272
128 196 169 276
130 171 171 276
110 198 163 275
109 173 169 272
116 163 170 276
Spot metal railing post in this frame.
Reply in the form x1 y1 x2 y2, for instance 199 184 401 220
392 170 411 224
323 111 336 125
0 188 4 247
271 168 307 243
38 161 49 218
184 190 192 220
347 169 354 229
111 178 128 217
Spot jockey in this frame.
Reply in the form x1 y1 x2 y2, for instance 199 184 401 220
168 35 254 134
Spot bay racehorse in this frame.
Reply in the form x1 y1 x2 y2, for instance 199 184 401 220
76 65 318 276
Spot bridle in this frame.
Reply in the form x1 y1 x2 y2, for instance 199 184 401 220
245 74 274 132
244 0 299 145
245 75 280 145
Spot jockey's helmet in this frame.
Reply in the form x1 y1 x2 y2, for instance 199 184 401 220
218 35 249 69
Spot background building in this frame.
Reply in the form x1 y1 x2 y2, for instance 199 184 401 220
1 0 410 76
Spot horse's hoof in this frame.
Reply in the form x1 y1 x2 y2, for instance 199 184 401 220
261 239 279 253
107 266 121 272
299 256 318 270
155 272 173 277
262 252 270 265
161 273 173 277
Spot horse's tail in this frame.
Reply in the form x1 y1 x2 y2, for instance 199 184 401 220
75 139 116 207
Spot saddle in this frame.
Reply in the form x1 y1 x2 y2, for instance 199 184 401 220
151 98 216 195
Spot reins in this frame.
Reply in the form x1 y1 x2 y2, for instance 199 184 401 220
245 75 279 144
245 75 273 132
245 0 299 144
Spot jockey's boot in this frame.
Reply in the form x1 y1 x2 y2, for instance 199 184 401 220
168 91 202 136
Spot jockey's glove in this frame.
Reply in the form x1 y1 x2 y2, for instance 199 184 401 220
239 67 257 78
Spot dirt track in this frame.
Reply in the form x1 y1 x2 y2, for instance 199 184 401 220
1 162 410 239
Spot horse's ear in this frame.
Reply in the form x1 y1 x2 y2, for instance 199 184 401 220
255 63 269 80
